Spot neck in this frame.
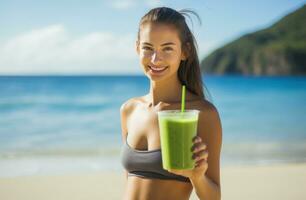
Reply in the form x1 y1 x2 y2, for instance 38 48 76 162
147 74 183 106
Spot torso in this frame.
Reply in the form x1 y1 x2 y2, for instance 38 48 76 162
123 94 208 200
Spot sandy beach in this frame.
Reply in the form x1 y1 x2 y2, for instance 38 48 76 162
0 163 305 200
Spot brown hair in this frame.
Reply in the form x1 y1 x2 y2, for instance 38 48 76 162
137 7 209 100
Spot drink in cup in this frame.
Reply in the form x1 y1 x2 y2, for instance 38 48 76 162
158 110 200 170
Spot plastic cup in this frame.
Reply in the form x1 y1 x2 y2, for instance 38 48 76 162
158 109 200 170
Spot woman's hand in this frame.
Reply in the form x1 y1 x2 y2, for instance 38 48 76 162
167 136 208 180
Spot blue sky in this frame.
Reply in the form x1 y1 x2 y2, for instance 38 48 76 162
0 0 304 75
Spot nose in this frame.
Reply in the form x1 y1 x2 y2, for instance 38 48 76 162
151 51 162 64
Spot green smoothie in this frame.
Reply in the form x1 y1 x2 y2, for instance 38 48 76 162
158 110 199 170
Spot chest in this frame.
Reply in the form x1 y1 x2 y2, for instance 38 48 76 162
126 108 161 151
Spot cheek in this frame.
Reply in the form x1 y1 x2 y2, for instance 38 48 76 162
163 53 176 61
140 52 152 61
164 54 182 68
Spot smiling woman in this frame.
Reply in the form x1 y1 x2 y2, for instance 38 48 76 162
135 11 204 95
120 6 222 200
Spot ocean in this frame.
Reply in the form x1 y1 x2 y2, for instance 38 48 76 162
0 75 305 177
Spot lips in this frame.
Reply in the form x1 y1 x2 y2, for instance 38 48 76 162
148 65 168 73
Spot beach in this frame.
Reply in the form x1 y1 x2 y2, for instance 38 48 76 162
0 163 305 200
1 76 306 199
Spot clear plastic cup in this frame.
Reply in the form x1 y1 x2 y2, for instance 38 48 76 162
158 110 200 170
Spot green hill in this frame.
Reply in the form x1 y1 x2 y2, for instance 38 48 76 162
200 4 306 75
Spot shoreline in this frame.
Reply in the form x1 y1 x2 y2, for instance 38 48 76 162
1 155 305 178
1 155 306 178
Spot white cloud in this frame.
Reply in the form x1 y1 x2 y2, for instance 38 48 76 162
0 24 141 75
109 0 162 10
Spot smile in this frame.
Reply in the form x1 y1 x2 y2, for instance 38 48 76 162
148 65 168 73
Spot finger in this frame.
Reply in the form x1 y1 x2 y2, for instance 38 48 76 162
195 159 208 168
196 156 208 164
192 136 202 143
193 150 208 161
192 143 207 153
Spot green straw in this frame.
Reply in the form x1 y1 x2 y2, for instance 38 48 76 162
181 85 186 113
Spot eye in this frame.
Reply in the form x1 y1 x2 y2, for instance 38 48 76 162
163 47 173 51
142 46 153 51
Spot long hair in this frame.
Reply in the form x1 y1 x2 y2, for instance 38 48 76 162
137 7 208 100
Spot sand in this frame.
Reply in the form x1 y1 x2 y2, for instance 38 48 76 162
0 163 305 200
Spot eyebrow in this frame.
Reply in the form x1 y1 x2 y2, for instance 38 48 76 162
142 42 176 47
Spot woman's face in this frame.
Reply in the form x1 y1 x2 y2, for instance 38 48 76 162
136 22 186 82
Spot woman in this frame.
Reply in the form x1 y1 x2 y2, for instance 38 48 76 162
120 7 222 200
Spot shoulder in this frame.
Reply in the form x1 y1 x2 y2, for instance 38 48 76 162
120 96 145 117
120 98 137 116
195 99 220 119
195 99 222 140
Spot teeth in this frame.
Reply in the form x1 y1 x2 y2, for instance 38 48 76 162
150 66 167 71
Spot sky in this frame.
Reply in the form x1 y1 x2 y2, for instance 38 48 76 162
0 0 305 75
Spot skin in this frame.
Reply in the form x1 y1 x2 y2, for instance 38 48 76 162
120 22 222 200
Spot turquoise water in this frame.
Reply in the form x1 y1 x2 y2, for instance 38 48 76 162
0 75 305 177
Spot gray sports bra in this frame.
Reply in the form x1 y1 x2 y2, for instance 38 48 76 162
121 139 190 183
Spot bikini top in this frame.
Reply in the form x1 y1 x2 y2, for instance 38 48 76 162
120 139 190 183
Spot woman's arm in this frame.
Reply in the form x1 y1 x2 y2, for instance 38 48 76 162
192 101 222 200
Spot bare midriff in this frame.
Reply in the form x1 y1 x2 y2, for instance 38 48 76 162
123 176 193 200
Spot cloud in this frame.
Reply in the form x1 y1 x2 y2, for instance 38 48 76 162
0 24 141 75
109 0 162 10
